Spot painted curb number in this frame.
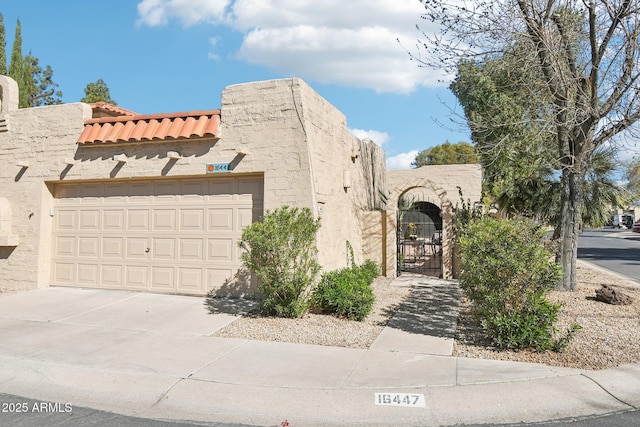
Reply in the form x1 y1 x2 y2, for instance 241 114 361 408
374 393 426 408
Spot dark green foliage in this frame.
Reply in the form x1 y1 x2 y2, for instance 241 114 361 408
23 55 62 107
412 141 477 168
0 14 6 75
8 18 22 83
4 17 62 108
313 261 379 321
81 79 117 104
239 206 321 318
458 216 572 351
450 54 628 229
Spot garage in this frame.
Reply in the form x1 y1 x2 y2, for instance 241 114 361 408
50 175 263 295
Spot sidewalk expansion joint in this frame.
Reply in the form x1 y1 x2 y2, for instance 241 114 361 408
581 372 638 410
150 377 184 409
186 338 251 378
338 347 369 388
55 293 139 323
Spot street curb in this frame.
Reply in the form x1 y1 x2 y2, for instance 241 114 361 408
577 259 640 288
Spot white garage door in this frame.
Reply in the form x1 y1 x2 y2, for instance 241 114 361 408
51 175 263 295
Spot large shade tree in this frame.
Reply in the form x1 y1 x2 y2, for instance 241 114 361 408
450 51 628 228
417 0 640 291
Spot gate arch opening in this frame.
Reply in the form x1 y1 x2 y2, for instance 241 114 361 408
397 197 443 277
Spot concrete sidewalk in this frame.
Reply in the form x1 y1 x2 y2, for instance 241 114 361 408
0 277 638 426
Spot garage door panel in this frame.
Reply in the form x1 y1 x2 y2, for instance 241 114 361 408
101 265 123 287
52 176 263 295
181 180 206 201
79 183 104 201
79 210 101 231
152 209 176 231
237 207 254 229
102 237 124 258
179 239 204 261
56 210 77 230
155 181 179 201
180 209 205 231
177 268 204 293
151 238 175 260
53 263 75 284
129 182 152 203
208 238 234 262
206 268 234 291
55 186 81 203
77 264 99 285
55 236 76 257
125 265 148 289
208 179 234 200
78 237 99 257
151 266 174 290
103 182 127 202
127 238 150 259
127 210 149 231
103 210 125 230
208 208 234 231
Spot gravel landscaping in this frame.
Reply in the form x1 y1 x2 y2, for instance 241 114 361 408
454 263 640 370
214 262 640 371
213 276 411 349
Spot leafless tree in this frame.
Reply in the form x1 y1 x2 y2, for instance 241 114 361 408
416 0 640 290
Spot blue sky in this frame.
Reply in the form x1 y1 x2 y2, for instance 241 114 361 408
0 0 471 169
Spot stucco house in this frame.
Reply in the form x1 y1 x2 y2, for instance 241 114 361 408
0 75 480 296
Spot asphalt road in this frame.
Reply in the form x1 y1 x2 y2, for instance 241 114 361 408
0 393 254 427
578 228 640 282
3 390 638 427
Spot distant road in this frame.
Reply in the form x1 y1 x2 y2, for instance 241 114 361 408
578 228 640 282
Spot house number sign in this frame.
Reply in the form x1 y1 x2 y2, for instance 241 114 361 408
374 393 426 408
206 163 231 173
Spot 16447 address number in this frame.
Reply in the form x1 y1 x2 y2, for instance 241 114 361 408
374 393 426 408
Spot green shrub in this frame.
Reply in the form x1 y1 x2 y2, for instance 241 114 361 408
239 206 321 318
358 259 380 284
458 216 565 351
313 261 379 321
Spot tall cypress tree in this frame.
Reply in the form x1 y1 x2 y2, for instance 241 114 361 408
8 18 21 79
0 14 6 75
5 18 62 108
8 19 29 107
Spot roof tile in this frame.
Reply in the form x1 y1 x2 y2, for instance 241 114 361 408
77 110 221 145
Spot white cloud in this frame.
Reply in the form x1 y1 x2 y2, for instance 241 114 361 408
386 150 418 170
136 0 230 27
136 0 447 93
208 37 221 60
349 128 390 146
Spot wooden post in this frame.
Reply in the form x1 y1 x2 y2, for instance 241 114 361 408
381 210 387 276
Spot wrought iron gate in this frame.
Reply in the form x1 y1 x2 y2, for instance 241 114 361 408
397 200 443 277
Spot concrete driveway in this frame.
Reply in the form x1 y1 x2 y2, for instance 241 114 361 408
0 282 638 427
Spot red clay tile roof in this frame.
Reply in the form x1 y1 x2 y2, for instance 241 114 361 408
77 110 221 145
90 102 138 118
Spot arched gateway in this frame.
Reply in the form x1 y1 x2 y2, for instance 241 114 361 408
386 177 453 279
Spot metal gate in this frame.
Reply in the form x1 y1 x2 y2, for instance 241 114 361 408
397 199 442 277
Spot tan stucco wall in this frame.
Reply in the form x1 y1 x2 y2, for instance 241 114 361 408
0 76 386 292
386 164 483 279
222 78 386 271
0 75 93 291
